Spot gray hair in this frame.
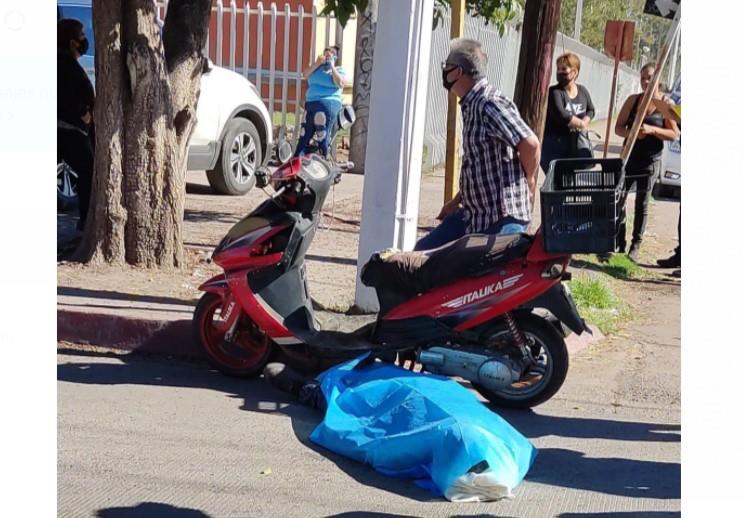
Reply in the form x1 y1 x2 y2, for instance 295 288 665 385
446 38 488 80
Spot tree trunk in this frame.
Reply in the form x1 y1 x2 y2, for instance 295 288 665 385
348 0 378 174
79 0 210 269
513 0 562 141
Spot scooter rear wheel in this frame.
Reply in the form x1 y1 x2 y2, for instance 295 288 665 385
193 293 273 377
473 313 569 409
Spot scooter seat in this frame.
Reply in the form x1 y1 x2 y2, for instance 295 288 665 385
361 233 532 305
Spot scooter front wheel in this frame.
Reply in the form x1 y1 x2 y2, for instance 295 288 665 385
193 293 273 377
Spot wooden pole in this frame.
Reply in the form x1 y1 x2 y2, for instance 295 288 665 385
513 0 562 141
603 24 624 158
621 6 681 163
443 0 465 203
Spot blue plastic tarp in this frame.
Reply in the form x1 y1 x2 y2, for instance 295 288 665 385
309 354 537 501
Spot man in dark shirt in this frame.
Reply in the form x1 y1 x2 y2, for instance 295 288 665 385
415 38 541 251
58 18 95 230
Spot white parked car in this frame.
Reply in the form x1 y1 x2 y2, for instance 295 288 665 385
655 136 681 199
654 76 681 200
57 0 273 209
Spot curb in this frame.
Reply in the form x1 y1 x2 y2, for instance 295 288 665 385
57 309 604 359
566 324 605 355
57 310 201 358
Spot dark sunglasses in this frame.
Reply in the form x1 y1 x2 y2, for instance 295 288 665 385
441 61 460 72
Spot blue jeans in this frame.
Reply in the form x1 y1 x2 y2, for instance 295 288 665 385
414 209 528 251
294 99 342 157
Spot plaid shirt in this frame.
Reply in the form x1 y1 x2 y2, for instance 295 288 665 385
459 79 534 233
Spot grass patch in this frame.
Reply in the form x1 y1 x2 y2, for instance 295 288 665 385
568 276 630 335
572 253 640 281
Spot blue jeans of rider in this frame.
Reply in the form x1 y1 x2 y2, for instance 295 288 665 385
414 209 529 251
294 99 342 157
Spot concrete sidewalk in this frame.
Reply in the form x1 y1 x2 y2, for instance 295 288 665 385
58 119 626 357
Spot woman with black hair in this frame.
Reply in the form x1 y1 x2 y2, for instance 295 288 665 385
613 63 679 263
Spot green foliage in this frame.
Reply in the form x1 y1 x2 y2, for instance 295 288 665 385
321 0 369 28
558 0 673 71
568 276 629 334
322 0 523 35
434 0 524 35
569 277 617 310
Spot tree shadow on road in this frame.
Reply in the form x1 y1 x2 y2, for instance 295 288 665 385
184 208 240 224
96 501 213 517
57 286 195 307
528 448 679 500
495 409 680 443
558 513 679 518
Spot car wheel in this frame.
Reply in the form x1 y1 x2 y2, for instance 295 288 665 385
57 160 79 212
207 118 262 195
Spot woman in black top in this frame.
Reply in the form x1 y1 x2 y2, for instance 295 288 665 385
613 63 679 262
58 18 95 231
541 52 596 173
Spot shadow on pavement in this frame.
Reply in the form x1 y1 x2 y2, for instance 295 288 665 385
96 501 213 517
529 448 679 500
58 349 679 503
496 409 680 443
558 513 679 518
57 286 195 307
184 208 240 224
324 513 424 518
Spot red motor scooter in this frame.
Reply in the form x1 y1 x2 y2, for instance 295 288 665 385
193 114 611 409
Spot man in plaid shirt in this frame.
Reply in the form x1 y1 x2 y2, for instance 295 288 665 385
415 39 541 251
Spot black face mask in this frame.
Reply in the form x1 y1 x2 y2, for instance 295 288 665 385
77 37 89 56
556 72 571 87
442 67 460 91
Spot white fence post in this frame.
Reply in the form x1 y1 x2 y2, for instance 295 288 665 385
229 0 237 71
256 2 264 100
281 3 291 128
242 0 251 79
268 3 277 119
295 5 305 136
216 1 223 65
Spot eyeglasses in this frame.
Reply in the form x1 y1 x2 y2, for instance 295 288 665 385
441 61 459 71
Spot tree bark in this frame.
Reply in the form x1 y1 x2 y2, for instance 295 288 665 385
513 0 562 142
79 0 210 269
348 0 378 174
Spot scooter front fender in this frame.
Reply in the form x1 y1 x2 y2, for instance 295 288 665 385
198 275 229 298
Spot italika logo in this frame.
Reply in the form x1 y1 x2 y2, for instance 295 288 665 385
442 274 524 309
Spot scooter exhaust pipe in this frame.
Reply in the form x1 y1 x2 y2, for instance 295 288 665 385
418 347 520 392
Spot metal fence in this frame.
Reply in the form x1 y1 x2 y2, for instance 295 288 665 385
422 13 641 169
157 1 347 139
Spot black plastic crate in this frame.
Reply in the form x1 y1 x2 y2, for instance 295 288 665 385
540 158 624 254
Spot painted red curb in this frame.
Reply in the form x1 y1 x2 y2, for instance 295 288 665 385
57 310 202 358
566 324 604 355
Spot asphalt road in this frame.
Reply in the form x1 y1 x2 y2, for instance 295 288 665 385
58 272 680 518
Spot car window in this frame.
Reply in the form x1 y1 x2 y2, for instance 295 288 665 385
58 5 95 57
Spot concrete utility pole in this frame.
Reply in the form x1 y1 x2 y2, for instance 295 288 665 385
348 0 378 174
574 0 584 41
513 0 562 141
443 0 465 203
354 0 434 312
668 27 680 86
